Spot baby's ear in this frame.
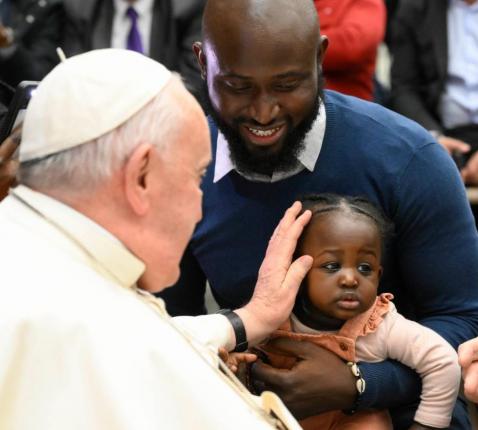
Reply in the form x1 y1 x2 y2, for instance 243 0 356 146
378 266 383 278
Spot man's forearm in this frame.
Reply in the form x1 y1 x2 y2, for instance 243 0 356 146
359 360 421 410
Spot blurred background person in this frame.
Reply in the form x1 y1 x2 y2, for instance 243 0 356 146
384 0 400 46
0 0 64 86
62 0 205 98
390 0 478 184
0 80 13 119
313 0 386 101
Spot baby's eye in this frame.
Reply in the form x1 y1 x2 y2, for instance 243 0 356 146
322 262 340 272
358 263 372 275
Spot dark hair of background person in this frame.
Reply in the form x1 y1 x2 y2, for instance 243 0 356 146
0 0 64 87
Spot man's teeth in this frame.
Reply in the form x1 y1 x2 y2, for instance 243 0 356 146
247 127 281 137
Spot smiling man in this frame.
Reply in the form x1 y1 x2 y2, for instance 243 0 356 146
159 0 478 428
196 0 324 178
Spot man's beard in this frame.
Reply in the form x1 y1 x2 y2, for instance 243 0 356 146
200 73 324 176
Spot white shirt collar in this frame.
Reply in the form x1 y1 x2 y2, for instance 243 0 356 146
114 0 154 17
213 102 326 183
10 185 145 288
451 0 478 10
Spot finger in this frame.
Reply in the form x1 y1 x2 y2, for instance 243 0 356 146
241 353 257 363
230 352 257 363
269 201 302 242
0 160 18 182
464 154 478 176
0 126 22 162
282 255 313 292
266 209 312 261
462 168 478 186
218 347 228 362
458 339 478 368
259 212 311 282
250 359 292 393
449 141 471 153
463 361 478 403
438 136 470 154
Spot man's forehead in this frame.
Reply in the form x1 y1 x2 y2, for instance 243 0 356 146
204 36 318 77
204 0 317 24
203 0 319 53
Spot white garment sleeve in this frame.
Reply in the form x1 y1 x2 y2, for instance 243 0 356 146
383 308 461 428
0 309 273 430
173 314 236 352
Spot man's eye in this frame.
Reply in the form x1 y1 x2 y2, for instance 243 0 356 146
322 262 340 272
225 82 252 93
274 81 300 92
358 263 372 275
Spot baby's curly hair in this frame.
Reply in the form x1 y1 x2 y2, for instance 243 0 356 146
297 193 394 252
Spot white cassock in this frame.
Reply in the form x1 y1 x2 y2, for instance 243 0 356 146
0 185 299 430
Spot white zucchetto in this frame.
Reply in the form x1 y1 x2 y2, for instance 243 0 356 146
20 49 172 162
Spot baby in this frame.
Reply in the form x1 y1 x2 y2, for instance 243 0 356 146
224 193 461 430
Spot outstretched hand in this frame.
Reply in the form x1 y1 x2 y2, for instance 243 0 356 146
0 126 21 201
235 202 313 346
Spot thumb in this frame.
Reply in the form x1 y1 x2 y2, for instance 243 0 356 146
459 339 478 368
0 126 22 161
282 255 313 293
442 138 471 153
452 141 471 153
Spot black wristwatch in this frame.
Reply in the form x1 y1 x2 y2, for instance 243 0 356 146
217 309 248 352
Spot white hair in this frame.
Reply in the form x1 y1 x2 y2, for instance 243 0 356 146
19 75 193 193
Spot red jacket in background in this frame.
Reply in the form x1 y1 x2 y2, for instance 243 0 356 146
314 0 386 100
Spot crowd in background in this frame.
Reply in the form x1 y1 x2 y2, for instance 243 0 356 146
1 1 478 428
2 0 477 186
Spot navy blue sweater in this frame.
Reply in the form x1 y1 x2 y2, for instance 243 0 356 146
161 91 478 428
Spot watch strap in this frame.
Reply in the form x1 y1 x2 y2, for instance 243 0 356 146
217 309 248 352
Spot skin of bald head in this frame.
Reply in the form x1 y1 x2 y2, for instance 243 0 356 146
22 77 211 292
194 0 327 162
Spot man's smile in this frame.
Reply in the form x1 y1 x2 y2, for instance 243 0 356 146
240 124 286 146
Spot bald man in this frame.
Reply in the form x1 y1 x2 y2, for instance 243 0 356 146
159 0 478 428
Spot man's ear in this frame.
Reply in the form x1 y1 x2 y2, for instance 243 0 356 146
123 143 155 216
317 35 329 66
193 42 207 79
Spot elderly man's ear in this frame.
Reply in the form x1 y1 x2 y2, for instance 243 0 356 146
123 143 156 216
